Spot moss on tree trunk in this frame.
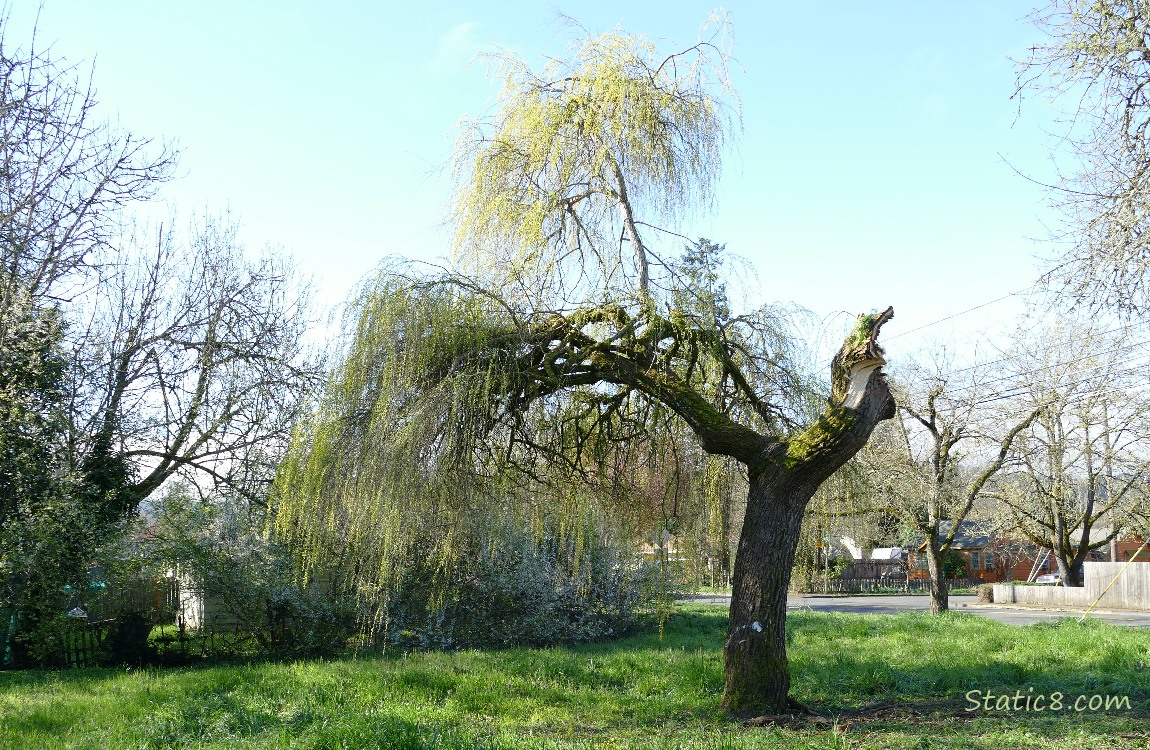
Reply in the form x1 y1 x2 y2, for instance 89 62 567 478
721 308 896 717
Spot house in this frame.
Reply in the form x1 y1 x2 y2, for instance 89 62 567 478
1115 536 1150 562
834 537 907 580
907 521 1055 583
176 575 242 632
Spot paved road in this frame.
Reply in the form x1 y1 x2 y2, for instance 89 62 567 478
687 593 1150 627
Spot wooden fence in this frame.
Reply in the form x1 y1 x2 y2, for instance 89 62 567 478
61 618 115 668
88 576 180 623
1 576 180 669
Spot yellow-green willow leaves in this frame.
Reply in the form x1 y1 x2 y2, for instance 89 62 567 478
452 17 738 300
273 277 518 599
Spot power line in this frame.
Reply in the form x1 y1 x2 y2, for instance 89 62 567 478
883 284 1036 342
943 321 1144 378
970 378 1150 410
943 337 1150 398
963 357 1150 410
860 281 1150 414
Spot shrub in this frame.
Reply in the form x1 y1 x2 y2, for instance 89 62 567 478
977 583 994 603
143 484 357 659
828 556 852 580
0 497 108 667
942 551 969 579
381 519 665 651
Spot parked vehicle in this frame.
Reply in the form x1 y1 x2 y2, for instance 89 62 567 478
1034 573 1061 585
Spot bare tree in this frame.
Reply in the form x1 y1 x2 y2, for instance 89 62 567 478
0 18 174 319
70 217 323 521
983 525 1040 582
997 319 1150 585
0 19 322 664
1018 1 1150 315
857 355 1038 613
0 16 175 522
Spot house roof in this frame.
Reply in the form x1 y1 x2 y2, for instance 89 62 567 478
912 520 990 551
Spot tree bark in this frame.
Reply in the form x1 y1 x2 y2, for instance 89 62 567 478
723 466 810 715
923 536 949 614
722 308 896 717
1065 549 1089 587
1054 552 1074 587
607 157 649 295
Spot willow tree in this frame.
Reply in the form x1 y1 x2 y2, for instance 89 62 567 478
452 17 738 301
276 20 896 718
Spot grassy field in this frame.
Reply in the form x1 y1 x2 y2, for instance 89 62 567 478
1 606 1148 749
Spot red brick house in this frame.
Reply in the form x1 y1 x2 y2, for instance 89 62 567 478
907 522 1054 583
1116 536 1150 562
909 524 1148 583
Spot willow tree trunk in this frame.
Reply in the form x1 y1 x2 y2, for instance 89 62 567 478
721 308 897 717
723 465 821 714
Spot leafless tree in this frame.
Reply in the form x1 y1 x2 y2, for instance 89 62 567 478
0 19 324 665
983 527 1040 582
996 319 1150 585
69 217 324 520
1018 2 1150 316
0 16 180 540
857 354 1039 613
0 18 174 322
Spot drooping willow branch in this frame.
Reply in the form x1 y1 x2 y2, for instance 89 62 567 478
273 270 808 596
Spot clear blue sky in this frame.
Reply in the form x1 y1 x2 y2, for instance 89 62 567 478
9 1 1063 355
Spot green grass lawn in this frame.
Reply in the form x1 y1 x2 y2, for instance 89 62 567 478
2 607 1148 749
